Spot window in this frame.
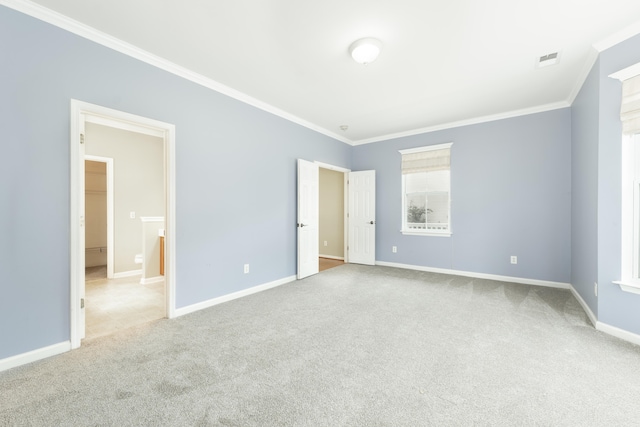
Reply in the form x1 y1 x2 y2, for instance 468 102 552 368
616 71 640 294
618 132 640 294
399 143 452 236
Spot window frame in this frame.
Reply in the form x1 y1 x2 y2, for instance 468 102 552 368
615 133 640 294
399 142 453 237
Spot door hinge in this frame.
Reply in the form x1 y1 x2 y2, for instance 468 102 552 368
80 298 85 309
80 134 85 144
347 213 349 218
347 246 349 251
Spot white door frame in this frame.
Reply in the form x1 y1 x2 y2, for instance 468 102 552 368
84 155 114 279
314 161 351 264
70 99 177 349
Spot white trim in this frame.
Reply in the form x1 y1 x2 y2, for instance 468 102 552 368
0 341 71 373
596 321 640 347
401 230 452 237
113 269 142 279
613 280 640 295
174 275 296 318
6 0 640 148
594 20 640 53
314 161 351 173
344 172 350 263
375 261 571 289
319 255 344 261
315 161 350 264
568 285 598 327
140 276 164 285
84 155 114 279
84 114 165 138
609 62 640 82
567 47 599 105
398 142 453 155
375 261 640 348
354 102 569 145
71 99 177 349
0 0 351 146
400 144 452 236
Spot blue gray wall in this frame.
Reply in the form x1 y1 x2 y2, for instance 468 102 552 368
571 59 600 316
352 109 572 283
0 6 350 359
596 34 640 334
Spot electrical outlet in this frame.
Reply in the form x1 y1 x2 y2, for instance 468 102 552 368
510 256 517 264
244 264 250 274
392 246 397 253
324 241 328 247
594 282 598 297
129 211 136 219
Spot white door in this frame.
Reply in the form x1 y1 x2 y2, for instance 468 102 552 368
297 159 319 279
348 170 376 265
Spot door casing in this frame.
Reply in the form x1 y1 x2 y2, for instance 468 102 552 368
70 99 177 349
296 160 376 277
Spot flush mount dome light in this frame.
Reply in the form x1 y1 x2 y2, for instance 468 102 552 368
349 38 382 64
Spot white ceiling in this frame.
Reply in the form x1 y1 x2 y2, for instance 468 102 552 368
23 0 640 144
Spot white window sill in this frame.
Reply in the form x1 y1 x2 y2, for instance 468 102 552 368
613 280 640 295
401 230 452 237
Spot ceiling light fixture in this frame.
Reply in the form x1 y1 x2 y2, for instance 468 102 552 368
349 38 382 65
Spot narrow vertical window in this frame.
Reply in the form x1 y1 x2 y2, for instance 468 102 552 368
400 143 452 236
616 72 640 293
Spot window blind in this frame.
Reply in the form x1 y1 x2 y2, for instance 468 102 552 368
621 74 640 135
401 148 450 174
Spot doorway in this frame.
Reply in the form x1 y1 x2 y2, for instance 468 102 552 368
83 125 165 339
296 160 376 279
318 167 345 272
70 100 176 349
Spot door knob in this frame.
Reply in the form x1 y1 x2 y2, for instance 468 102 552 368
299 223 307 228
370 221 375 225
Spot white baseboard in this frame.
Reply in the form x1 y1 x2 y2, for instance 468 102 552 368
375 261 571 289
596 321 640 347
567 285 640 347
174 275 297 317
568 286 598 327
0 341 71 373
140 276 164 285
375 261 640 348
319 255 344 261
113 269 142 279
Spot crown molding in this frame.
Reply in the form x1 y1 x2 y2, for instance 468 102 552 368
352 101 570 146
593 19 640 53
4 0 639 148
0 0 352 145
566 47 600 106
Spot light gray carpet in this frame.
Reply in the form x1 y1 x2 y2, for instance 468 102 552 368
2 264 640 426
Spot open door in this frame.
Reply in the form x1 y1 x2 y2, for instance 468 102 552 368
297 159 319 279
348 170 376 265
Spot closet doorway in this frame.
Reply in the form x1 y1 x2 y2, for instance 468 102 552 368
70 99 176 349
83 124 165 340
318 167 345 272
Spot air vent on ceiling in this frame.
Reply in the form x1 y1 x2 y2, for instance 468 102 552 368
537 51 560 68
